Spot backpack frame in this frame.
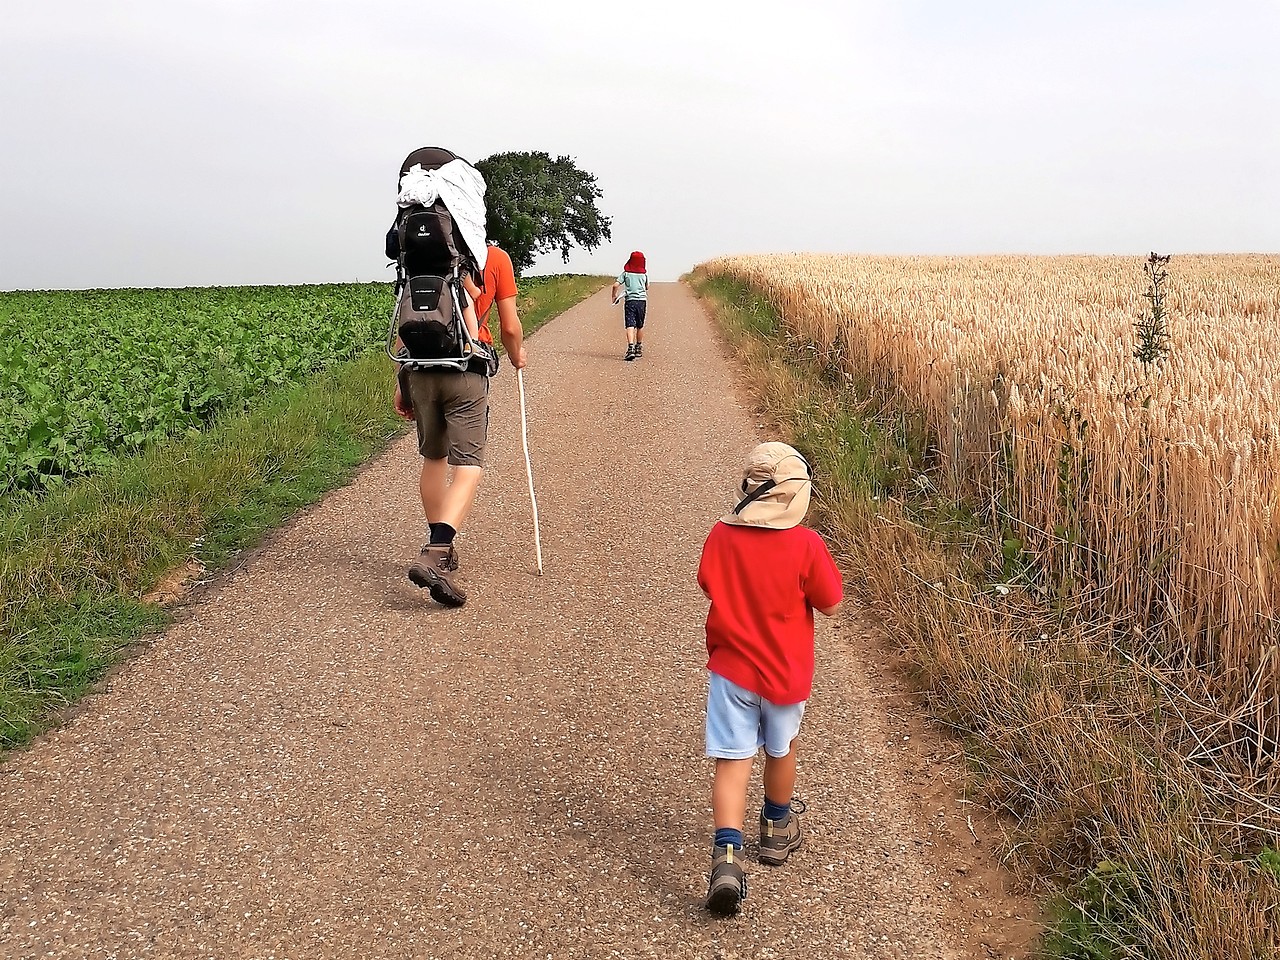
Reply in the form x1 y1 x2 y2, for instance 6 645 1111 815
384 147 496 376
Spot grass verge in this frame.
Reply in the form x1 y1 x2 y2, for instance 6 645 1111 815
689 269 1280 960
0 274 607 750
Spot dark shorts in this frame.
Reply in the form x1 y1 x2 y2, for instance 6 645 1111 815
624 299 647 329
404 369 490 467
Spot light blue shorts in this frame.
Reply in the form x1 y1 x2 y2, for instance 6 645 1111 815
705 672 806 760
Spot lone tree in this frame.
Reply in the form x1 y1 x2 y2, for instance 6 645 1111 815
476 151 612 275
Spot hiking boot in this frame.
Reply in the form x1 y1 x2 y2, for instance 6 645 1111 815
413 541 459 571
634 343 643 358
706 843 747 915
758 799 806 867
407 544 466 607
624 344 637 361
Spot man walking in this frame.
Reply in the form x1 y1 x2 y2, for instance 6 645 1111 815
392 241 526 607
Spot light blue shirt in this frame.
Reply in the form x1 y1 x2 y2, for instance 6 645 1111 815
616 271 648 301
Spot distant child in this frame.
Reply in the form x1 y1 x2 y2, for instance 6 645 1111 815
696 442 843 915
610 251 648 361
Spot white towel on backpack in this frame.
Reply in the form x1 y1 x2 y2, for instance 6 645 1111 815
397 159 488 270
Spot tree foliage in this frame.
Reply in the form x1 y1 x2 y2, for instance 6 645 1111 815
476 151 612 275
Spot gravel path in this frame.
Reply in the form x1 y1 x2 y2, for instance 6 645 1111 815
0 283 1026 959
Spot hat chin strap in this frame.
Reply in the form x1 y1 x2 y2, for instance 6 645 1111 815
733 472 813 517
733 479 779 515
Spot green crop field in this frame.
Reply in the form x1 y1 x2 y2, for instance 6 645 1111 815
0 283 392 492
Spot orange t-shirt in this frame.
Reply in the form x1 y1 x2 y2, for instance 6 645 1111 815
473 245 517 345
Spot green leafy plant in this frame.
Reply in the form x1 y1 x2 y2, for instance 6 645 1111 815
1260 847 1280 879
1042 860 1148 960
1134 253 1172 365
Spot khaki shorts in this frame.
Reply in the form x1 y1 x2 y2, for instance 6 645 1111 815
404 369 490 466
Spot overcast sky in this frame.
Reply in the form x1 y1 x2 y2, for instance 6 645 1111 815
2 1 1277 289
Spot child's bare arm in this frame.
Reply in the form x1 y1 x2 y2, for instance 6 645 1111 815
461 297 480 340
816 601 841 617
458 275 483 339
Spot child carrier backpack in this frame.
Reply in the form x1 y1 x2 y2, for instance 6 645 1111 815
385 146 497 376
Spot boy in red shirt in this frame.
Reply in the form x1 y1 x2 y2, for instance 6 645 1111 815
696 442 843 915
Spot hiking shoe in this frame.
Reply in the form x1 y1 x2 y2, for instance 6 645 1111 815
417 542 458 570
706 843 747 915
758 799 806 867
407 544 466 607
634 343 643 358
624 344 637 361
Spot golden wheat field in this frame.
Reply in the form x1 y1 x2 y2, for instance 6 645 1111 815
706 253 1280 749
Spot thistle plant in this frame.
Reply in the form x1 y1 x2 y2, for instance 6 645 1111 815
1134 252 1172 365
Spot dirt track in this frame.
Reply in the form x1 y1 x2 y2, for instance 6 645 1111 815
0 283 1037 959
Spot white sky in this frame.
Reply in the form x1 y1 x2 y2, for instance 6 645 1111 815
2 0 1277 288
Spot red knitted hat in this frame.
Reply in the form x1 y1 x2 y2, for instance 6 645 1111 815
624 251 646 273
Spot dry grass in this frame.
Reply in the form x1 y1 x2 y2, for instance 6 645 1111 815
691 264 1280 960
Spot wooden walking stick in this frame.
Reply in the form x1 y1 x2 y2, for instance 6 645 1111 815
517 369 544 575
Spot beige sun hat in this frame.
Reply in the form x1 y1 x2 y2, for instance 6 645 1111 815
721 442 813 530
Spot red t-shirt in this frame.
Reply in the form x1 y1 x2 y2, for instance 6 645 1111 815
472 245 517 345
697 522 843 705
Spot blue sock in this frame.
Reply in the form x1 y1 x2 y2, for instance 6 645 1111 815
714 827 745 849
762 796 791 822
